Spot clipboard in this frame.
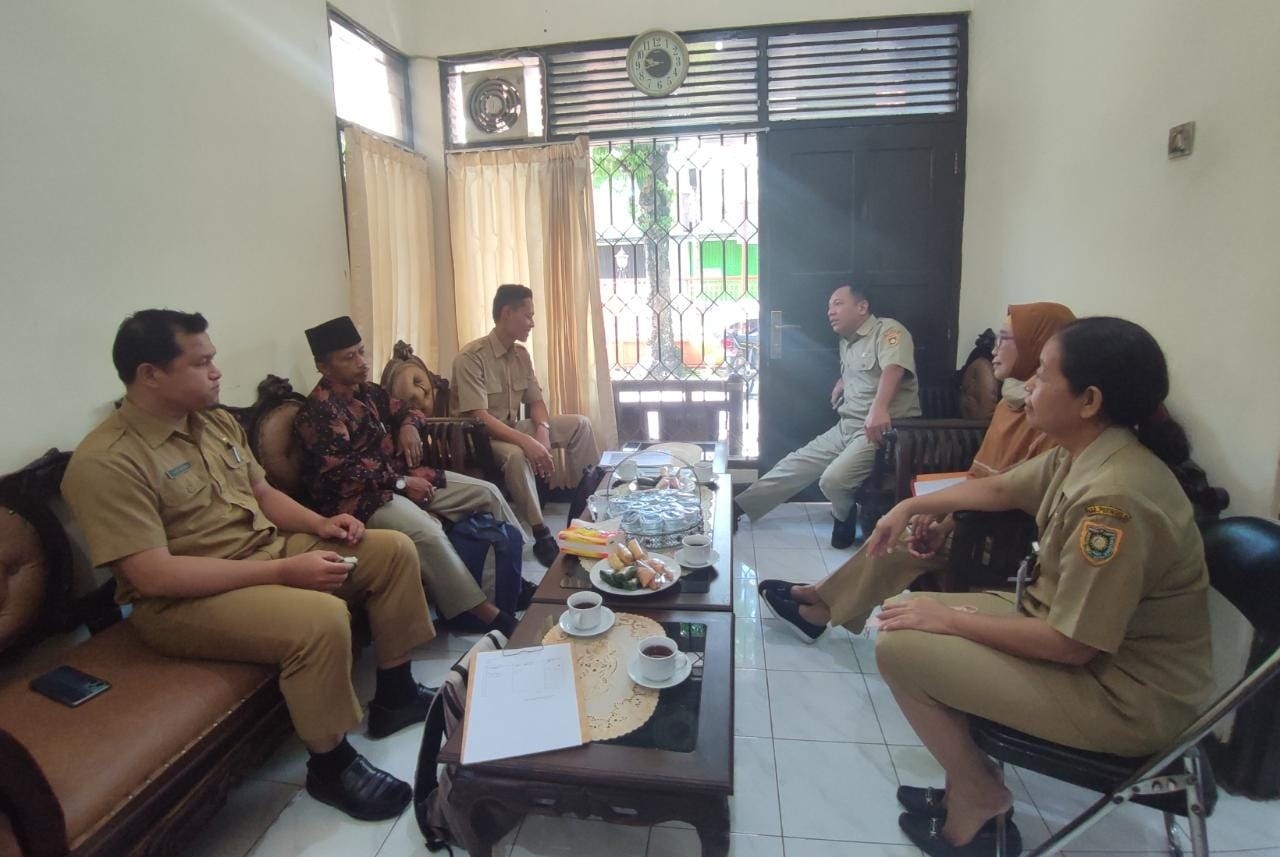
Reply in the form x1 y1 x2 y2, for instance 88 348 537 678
460 643 589 764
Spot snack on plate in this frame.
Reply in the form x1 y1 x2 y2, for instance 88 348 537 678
599 565 641 591
557 524 622 558
626 538 648 561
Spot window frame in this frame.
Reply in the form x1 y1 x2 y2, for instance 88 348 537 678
327 6 414 148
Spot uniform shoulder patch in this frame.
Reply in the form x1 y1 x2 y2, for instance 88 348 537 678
1085 504 1131 522
883 328 902 348
1080 522 1124 566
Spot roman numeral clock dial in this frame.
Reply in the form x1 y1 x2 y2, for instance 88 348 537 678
626 29 689 97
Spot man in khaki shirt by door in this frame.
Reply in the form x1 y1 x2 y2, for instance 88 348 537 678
450 284 599 566
735 285 921 548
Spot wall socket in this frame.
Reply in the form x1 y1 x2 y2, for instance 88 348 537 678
1168 121 1196 159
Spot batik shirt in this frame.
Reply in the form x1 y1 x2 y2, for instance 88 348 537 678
294 378 437 521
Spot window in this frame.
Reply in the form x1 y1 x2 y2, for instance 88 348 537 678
328 11 411 144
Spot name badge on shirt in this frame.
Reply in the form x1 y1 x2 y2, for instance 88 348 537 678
165 461 192 479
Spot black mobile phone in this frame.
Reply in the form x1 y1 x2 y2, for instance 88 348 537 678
29 665 112 708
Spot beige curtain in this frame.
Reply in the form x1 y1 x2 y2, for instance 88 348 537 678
447 137 619 481
343 124 438 372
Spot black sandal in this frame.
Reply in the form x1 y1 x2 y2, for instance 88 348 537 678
899 812 1022 856
898 786 1016 822
898 785 947 817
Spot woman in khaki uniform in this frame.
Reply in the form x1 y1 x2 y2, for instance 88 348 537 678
758 302 1075 641
866 317 1212 855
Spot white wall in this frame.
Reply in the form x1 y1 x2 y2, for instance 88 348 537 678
0 0 352 473
958 0 1280 517
406 0 1280 516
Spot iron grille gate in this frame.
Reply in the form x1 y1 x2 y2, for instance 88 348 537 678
591 134 759 458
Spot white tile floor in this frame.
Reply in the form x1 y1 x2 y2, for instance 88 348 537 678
191 502 1279 857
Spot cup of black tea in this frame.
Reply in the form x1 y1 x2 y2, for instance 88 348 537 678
566 591 603 629
636 635 688 682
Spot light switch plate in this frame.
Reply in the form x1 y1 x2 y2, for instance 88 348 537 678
1168 122 1195 159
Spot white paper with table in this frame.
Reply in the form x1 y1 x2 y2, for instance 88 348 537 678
461 642 588 764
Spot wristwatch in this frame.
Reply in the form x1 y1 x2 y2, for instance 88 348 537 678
394 477 406 492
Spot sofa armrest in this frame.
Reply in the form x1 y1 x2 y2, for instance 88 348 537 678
948 510 1039 591
888 419 990 501
419 419 501 485
0 728 67 857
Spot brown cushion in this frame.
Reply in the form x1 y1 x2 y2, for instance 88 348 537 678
0 621 275 848
254 400 303 494
959 358 999 422
0 507 47 652
384 361 437 416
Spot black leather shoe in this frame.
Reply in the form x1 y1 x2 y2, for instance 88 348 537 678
830 514 858 549
516 577 537 611
899 812 1021 856
533 533 560 567
366 683 435 739
759 585 825 644
306 754 412 821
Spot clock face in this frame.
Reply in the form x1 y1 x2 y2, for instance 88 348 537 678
627 29 689 97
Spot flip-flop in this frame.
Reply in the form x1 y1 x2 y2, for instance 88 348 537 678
899 812 1022 856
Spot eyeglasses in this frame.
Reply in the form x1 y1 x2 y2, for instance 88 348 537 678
996 333 1015 346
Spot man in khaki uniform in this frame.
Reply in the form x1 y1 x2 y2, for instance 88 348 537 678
736 285 921 547
451 284 599 566
61 310 435 823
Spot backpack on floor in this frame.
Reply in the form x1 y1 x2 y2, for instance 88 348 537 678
413 630 520 853
445 512 530 616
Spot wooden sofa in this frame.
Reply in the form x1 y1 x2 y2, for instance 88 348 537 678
0 452 290 857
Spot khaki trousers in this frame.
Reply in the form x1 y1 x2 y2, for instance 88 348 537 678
736 419 876 523
815 534 948 633
489 414 598 527
128 529 434 744
875 592 1162 757
367 469 524 619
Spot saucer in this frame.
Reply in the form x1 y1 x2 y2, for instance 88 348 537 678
627 651 693 689
558 605 616 637
674 547 720 568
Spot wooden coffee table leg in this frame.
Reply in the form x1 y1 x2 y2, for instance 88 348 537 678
691 796 730 857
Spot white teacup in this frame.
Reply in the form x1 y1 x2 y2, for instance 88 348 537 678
680 533 712 566
566 591 603 630
636 635 689 682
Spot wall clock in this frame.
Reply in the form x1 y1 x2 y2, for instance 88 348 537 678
626 29 689 97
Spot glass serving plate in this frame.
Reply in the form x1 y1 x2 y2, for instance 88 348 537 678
607 489 704 550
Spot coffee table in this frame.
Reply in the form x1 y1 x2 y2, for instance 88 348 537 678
439 604 733 856
534 473 735 611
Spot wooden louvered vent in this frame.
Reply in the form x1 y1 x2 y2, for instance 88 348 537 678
545 37 760 138
446 16 965 146
765 23 961 121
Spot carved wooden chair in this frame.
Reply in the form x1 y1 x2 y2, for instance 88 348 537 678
379 340 501 486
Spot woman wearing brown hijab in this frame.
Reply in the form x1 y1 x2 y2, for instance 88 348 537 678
758 302 1076 642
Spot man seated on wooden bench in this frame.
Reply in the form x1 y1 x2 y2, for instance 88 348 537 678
62 309 435 822
451 284 600 566
294 316 522 638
